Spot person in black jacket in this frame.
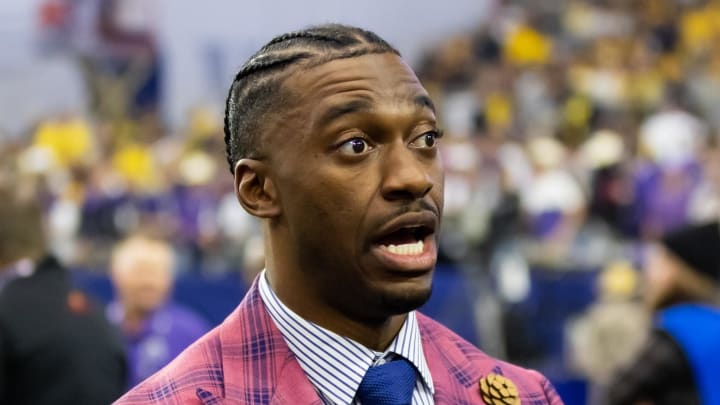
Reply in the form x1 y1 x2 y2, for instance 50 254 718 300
0 174 127 404
607 221 720 405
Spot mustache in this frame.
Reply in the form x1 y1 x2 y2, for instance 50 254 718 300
376 200 440 223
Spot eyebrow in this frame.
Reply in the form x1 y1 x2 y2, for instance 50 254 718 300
318 93 437 128
414 94 436 114
318 99 373 128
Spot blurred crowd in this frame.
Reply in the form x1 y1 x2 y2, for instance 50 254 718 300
1 0 264 276
3 0 720 402
2 0 717 272
419 0 720 260
414 0 720 400
1 107 262 275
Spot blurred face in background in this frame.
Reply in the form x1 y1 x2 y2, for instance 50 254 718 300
643 243 717 311
110 237 174 317
643 244 680 311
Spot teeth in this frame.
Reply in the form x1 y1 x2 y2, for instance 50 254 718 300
383 240 424 255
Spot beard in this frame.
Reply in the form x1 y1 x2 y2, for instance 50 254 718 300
376 284 433 315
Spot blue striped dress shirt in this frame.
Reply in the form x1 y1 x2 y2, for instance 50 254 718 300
259 271 435 405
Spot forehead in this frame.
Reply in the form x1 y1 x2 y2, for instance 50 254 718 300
114 242 172 274
282 53 429 115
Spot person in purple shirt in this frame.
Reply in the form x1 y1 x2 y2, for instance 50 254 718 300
631 160 702 239
107 235 210 386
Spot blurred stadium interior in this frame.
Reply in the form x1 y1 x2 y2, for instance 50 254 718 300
4 0 720 403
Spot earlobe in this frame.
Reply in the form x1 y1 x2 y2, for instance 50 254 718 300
234 159 281 218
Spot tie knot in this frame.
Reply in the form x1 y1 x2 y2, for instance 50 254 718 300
356 358 417 405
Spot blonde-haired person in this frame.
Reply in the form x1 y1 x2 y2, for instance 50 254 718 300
108 235 210 387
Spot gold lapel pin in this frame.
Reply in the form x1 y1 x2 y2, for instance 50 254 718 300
479 373 520 405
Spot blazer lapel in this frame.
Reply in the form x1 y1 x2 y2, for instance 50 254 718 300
216 278 322 405
270 354 324 405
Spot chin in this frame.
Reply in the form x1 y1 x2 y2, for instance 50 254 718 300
377 284 433 315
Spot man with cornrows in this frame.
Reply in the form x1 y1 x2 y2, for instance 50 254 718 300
114 24 562 405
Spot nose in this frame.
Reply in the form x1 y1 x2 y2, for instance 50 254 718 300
380 143 434 201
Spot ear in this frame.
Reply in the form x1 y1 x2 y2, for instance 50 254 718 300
234 159 281 218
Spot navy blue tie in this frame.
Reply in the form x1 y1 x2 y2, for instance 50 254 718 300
356 358 417 405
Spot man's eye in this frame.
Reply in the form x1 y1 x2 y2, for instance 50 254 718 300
339 137 372 155
410 130 442 149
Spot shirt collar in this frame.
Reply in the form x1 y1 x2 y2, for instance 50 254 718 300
258 270 434 404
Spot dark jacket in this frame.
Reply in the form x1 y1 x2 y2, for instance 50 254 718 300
0 256 127 404
607 328 700 405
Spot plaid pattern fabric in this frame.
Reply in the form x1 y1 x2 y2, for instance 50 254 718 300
114 277 563 404
417 312 563 405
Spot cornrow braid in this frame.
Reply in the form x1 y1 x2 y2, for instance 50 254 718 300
264 30 353 48
223 51 312 172
223 24 400 174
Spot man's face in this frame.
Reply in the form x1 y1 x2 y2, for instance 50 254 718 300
112 242 173 315
265 53 444 321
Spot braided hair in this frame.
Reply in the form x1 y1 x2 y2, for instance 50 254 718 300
223 24 400 173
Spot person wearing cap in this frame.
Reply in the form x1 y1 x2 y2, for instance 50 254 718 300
607 221 720 405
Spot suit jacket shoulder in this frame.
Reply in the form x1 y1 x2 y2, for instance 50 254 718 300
417 312 563 405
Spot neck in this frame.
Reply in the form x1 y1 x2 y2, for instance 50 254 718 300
263 226 410 351
121 305 151 334
265 266 406 351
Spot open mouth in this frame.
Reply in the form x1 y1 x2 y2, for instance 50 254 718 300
369 211 438 272
375 225 434 256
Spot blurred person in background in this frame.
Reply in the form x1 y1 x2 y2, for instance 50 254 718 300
0 169 127 404
607 221 720 405
108 235 210 387
36 0 161 119
115 23 562 405
567 261 648 405
632 90 707 239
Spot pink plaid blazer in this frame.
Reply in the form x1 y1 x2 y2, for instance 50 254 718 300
114 279 563 405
